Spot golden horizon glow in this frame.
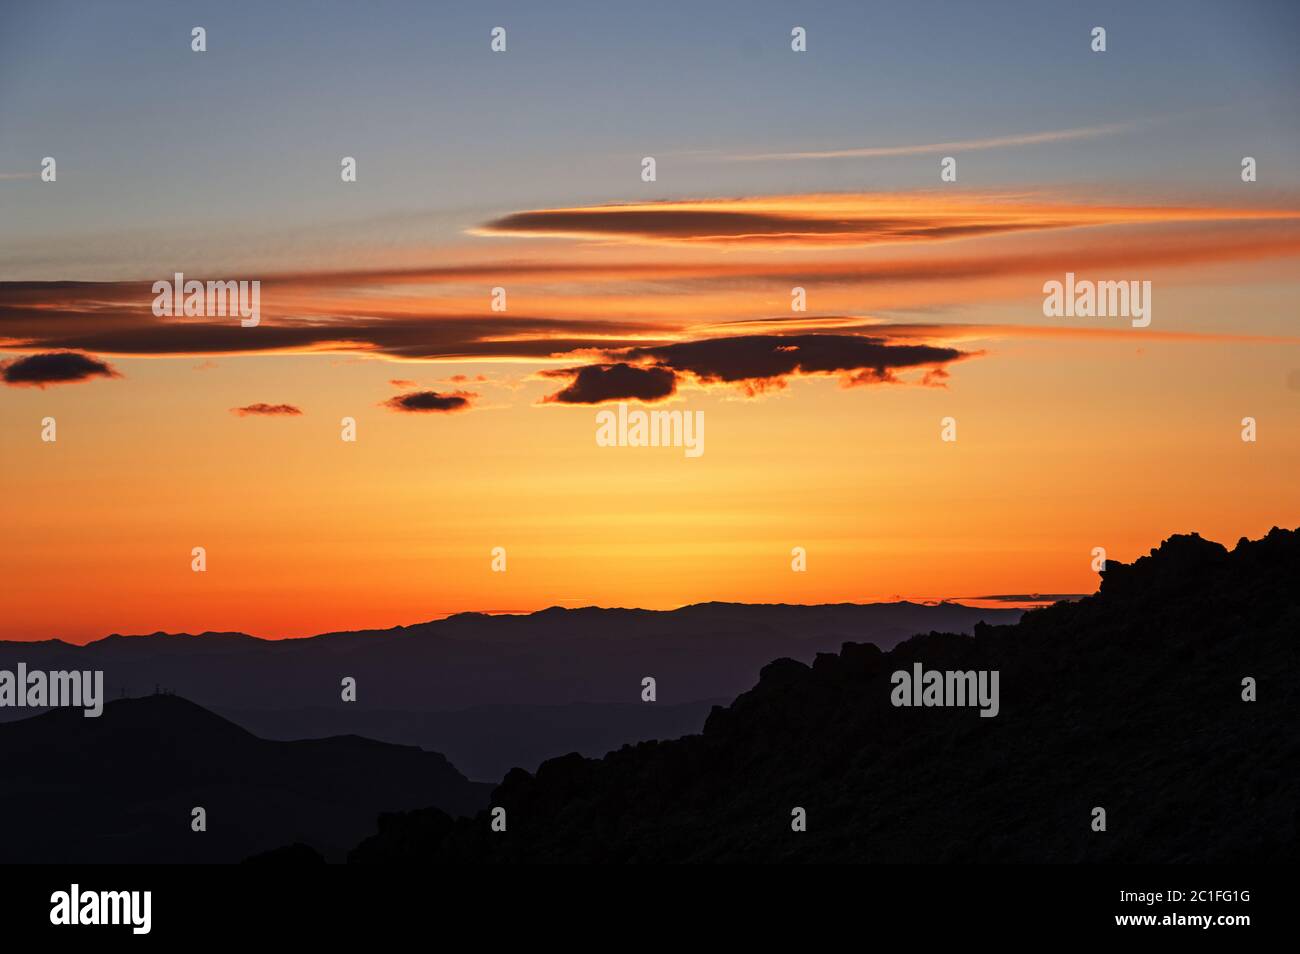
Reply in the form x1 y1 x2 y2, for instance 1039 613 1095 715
3 188 1298 642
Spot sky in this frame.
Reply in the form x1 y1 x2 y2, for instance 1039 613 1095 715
1 0 1298 641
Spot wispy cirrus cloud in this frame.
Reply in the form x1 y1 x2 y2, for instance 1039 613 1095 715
718 120 1141 162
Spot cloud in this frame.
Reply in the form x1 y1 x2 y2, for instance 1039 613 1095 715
0 288 672 360
541 363 678 404
720 121 1140 162
383 390 475 413
482 196 1052 247
477 193 1300 248
630 333 969 391
2 193 1297 369
540 333 973 403
967 593 1090 603
0 351 119 387
230 403 303 417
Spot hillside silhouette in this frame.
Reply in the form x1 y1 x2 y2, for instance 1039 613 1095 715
349 528 1299 863
0 695 488 863
0 601 1021 779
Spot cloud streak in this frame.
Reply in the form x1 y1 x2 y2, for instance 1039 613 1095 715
3 193 1298 382
478 193 1300 248
720 121 1141 162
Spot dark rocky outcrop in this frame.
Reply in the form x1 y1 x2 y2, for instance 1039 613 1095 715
350 529 1298 863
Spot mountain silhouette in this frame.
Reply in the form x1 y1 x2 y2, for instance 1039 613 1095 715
349 528 1299 863
0 601 1022 780
0 695 488 862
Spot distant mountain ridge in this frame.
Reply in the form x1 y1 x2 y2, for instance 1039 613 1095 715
0 601 1023 778
1 600 1025 710
348 528 1300 863
11 599 1026 648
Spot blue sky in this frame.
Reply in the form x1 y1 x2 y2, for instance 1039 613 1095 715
3 0 1298 278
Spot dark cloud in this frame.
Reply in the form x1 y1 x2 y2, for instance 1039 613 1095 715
4 225 1295 364
0 351 119 387
967 593 1090 604
482 208 1048 246
628 334 968 387
0 282 673 360
0 284 978 406
479 195 1300 249
537 334 972 404
384 390 475 413
230 403 303 417
972 595 1092 600
542 363 677 404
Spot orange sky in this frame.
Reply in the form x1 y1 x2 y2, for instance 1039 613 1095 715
2 191 1299 641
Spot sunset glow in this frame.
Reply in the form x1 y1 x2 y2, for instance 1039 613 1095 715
2 1 1297 643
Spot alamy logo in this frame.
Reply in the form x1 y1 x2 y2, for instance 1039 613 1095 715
595 402 705 458
50 884 151 935
890 663 1000 718
1042 272 1151 328
152 272 260 327
0 665 103 717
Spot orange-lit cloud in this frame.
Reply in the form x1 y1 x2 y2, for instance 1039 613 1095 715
477 193 1300 248
4 192 1299 394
